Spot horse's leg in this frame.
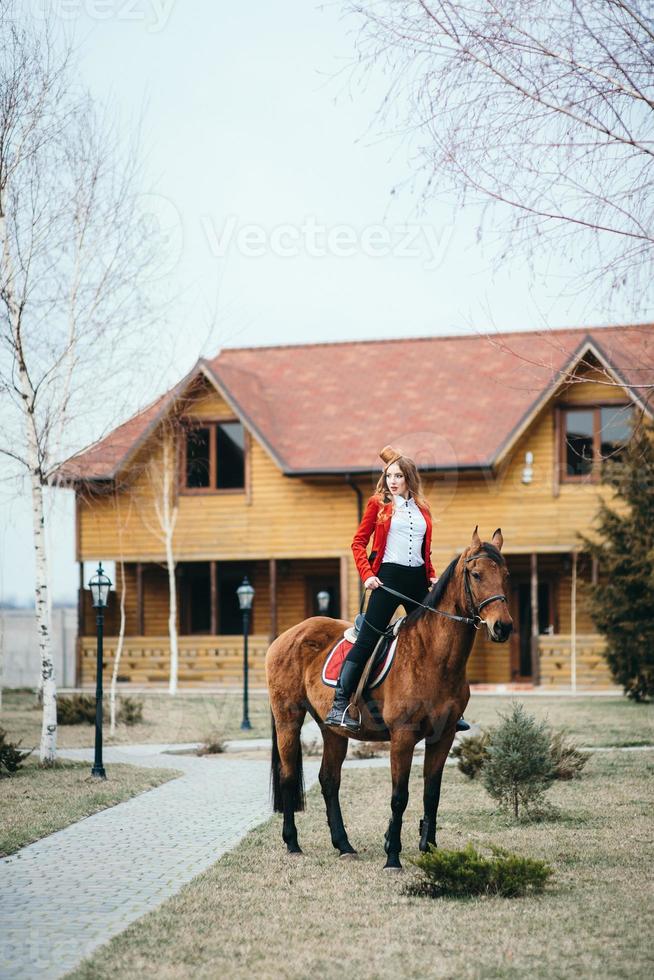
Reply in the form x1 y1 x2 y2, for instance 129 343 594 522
271 707 307 855
419 737 452 852
319 728 356 857
383 732 415 871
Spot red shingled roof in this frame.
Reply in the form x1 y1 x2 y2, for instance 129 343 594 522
57 324 654 481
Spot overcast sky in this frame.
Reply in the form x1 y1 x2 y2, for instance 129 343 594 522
1 0 649 605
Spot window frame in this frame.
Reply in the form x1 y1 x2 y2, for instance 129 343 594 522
180 418 248 495
558 402 632 484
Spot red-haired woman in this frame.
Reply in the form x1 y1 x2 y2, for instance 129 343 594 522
325 445 470 734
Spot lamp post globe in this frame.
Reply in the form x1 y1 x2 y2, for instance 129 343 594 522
316 590 330 614
88 562 112 779
237 576 254 731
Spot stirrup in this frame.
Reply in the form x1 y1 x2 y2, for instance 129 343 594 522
326 702 361 732
342 701 362 731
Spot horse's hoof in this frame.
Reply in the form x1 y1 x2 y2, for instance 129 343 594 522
286 846 304 856
339 850 359 860
383 863 403 872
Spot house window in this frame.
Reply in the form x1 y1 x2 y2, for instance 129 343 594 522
562 404 633 480
216 422 245 489
183 421 246 492
186 427 211 488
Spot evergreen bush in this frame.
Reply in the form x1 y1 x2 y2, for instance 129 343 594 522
452 726 588 783
481 702 555 819
407 843 552 898
57 693 96 725
0 727 32 776
580 424 654 700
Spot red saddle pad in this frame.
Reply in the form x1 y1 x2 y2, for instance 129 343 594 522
321 635 397 690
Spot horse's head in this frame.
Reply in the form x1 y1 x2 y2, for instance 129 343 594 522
461 527 513 642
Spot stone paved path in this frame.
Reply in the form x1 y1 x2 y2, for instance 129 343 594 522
0 743 322 980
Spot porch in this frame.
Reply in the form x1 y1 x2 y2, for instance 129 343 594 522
77 555 353 687
77 550 617 690
467 549 616 689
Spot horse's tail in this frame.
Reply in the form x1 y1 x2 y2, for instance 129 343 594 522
270 710 305 813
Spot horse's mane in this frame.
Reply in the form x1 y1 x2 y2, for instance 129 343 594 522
404 542 505 627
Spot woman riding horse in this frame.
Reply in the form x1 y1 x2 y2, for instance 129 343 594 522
324 445 470 734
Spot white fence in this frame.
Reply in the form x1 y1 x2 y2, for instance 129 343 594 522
0 607 77 689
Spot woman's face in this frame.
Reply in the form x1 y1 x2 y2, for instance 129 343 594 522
386 463 408 497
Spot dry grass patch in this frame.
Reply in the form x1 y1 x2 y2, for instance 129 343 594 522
0 689 271 749
69 749 654 980
0 757 179 856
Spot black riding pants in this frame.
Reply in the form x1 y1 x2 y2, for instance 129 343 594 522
344 563 430 670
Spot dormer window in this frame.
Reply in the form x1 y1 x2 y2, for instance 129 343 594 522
561 404 633 480
183 420 246 492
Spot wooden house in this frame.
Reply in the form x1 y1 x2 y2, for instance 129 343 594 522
58 324 654 690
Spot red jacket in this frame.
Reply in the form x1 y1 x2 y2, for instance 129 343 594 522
351 495 436 586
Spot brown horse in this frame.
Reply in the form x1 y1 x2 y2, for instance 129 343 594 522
266 527 513 870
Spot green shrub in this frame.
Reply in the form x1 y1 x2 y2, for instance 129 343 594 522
116 696 144 726
482 702 555 819
452 725 588 784
196 730 227 755
549 730 589 780
0 727 32 777
450 731 490 778
57 694 96 725
580 426 654 701
407 843 553 898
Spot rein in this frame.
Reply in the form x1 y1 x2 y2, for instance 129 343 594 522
376 552 507 632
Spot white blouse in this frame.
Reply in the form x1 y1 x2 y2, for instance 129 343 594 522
381 495 427 567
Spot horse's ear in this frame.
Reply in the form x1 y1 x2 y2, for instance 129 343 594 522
471 525 481 550
491 527 504 551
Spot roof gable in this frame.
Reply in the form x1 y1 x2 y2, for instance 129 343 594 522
57 324 654 481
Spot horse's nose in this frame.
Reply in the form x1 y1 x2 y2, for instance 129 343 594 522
493 620 513 642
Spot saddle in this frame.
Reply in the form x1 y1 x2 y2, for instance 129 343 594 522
321 616 404 694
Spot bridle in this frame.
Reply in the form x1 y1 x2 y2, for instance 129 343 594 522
376 550 508 631
461 551 508 629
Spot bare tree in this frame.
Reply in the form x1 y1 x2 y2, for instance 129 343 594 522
0 5 162 761
345 0 654 312
133 417 181 695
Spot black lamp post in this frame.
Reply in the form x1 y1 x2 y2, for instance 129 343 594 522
88 562 112 779
236 576 255 731
317 590 330 615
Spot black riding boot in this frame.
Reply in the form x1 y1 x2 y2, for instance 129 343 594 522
456 717 471 732
324 660 363 732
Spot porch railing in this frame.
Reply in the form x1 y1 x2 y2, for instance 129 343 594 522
538 634 616 689
79 635 269 686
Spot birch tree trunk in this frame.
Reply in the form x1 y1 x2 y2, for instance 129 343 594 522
150 433 179 695
1 196 57 761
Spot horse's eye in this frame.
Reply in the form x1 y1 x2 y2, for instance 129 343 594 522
471 571 481 581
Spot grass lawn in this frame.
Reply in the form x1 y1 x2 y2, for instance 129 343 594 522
466 694 654 748
3 690 652 753
0 758 179 857
0 688 271 749
68 746 654 980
